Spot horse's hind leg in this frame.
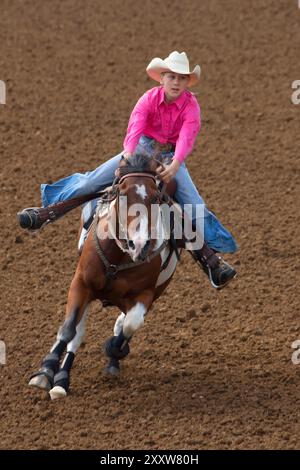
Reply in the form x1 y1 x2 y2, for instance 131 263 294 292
29 276 92 394
105 312 126 376
49 306 89 400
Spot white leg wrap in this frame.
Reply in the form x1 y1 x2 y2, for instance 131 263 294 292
113 312 125 336
123 303 146 338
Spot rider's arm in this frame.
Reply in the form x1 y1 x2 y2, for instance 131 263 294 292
123 92 150 154
173 98 201 164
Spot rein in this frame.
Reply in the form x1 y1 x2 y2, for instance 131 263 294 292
118 172 157 185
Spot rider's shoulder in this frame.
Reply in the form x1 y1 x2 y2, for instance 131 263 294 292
137 86 160 105
186 90 200 103
183 90 200 114
144 86 162 98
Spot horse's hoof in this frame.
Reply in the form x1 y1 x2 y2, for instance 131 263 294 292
49 385 67 400
104 356 120 377
105 365 120 377
28 375 51 392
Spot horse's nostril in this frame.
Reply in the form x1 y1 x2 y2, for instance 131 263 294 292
140 239 151 259
128 240 135 249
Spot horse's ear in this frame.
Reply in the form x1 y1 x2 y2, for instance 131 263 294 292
150 154 164 175
149 153 161 173
119 155 125 164
115 168 121 178
152 148 161 161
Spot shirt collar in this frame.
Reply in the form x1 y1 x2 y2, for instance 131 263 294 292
158 86 188 109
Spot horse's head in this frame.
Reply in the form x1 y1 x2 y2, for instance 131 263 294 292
115 152 162 262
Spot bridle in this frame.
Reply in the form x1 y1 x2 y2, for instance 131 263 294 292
96 154 168 205
115 172 160 250
92 156 172 283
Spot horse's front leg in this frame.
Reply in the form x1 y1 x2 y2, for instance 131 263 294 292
49 305 89 400
105 291 154 376
29 274 92 397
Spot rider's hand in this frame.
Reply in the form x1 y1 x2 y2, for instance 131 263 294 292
156 159 180 183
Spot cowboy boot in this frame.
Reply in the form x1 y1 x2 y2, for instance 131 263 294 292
189 242 237 290
17 206 55 230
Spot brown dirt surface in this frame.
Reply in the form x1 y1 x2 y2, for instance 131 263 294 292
0 0 300 450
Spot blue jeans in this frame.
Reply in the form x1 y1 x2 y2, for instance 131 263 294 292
41 136 238 253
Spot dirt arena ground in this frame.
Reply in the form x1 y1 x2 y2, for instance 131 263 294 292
0 0 300 450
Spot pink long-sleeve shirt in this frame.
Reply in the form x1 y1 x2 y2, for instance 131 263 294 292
123 86 201 164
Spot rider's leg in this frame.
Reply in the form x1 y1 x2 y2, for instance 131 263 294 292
19 135 159 230
41 135 160 207
19 152 124 230
173 162 238 289
41 152 124 207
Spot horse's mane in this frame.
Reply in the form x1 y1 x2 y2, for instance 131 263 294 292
118 151 157 177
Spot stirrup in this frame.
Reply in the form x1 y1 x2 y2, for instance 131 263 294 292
206 259 237 290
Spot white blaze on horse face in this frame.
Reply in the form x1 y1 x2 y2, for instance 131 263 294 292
127 203 149 261
135 184 147 200
123 303 146 338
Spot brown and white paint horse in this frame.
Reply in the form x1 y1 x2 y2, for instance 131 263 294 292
29 154 183 400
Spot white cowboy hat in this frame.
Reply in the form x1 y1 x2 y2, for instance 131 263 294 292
146 51 201 87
